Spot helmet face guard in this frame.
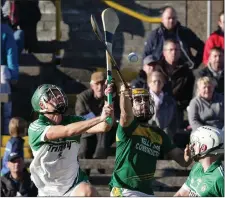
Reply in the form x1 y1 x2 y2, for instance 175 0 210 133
132 88 154 122
32 84 68 114
41 87 68 114
189 126 224 160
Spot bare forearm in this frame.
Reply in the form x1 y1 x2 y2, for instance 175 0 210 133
66 117 103 136
120 92 133 126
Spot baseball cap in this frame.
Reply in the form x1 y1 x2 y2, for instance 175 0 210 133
90 72 106 84
143 55 158 65
8 152 22 162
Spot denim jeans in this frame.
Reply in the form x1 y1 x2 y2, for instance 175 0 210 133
14 29 24 55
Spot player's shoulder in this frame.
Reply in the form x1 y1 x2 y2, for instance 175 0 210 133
29 118 47 132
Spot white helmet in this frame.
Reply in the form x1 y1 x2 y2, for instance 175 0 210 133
190 126 224 159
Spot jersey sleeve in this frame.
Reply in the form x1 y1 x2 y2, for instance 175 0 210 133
116 119 138 142
28 121 52 151
185 163 198 187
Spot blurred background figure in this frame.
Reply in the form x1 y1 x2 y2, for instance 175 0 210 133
147 70 177 140
1 117 27 176
1 11 19 134
1 152 38 196
188 76 224 132
143 6 204 69
75 71 120 175
203 11 224 65
196 47 224 94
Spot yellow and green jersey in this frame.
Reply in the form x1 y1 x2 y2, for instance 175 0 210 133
183 159 224 197
109 118 176 195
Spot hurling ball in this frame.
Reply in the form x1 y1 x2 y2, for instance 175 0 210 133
128 52 138 63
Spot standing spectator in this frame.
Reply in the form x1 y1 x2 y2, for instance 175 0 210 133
143 6 204 69
203 11 224 65
197 47 224 94
160 39 195 129
109 85 192 196
174 126 224 197
75 72 120 175
1 0 41 53
1 152 38 196
147 71 177 139
17 0 41 53
1 0 24 55
1 117 27 176
130 55 159 89
1 13 19 134
188 77 224 132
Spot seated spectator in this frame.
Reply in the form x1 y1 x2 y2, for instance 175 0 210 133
203 11 224 65
197 47 224 94
147 70 177 139
160 39 195 129
1 117 27 176
131 55 159 89
1 152 38 196
1 12 19 134
75 71 120 175
188 76 224 132
143 6 204 69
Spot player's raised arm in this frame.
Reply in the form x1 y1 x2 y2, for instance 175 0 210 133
119 84 134 127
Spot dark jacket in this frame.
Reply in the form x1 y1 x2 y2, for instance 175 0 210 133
1 137 24 176
197 67 224 94
161 60 195 109
148 92 177 138
143 22 204 68
1 169 38 197
130 70 148 89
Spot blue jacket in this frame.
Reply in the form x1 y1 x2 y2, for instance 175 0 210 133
143 22 204 68
1 23 19 80
1 137 24 175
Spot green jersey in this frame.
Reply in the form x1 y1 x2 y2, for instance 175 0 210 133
183 159 224 197
109 118 176 195
28 114 88 196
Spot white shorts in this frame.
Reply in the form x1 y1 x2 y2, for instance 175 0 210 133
110 187 154 197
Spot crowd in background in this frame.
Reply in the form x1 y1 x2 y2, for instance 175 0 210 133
0 3 224 196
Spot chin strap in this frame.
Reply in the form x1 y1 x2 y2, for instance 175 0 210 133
194 143 224 159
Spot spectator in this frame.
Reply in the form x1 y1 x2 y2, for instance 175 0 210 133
174 126 224 197
1 117 27 176
1 0 41 53
1 13 19 134
1 0 24 55
75 72 120 175
1 152 38 196
203 11 224 65
143 6 204 69
131 55 159 89
28 84 113 196
188 77 224 132
109 85 192 196
197 47 224 94
160 39 195 129
147 71 177 139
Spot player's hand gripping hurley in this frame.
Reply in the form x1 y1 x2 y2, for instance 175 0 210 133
91 8 129 124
